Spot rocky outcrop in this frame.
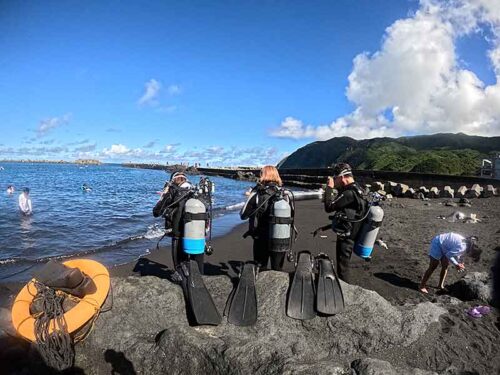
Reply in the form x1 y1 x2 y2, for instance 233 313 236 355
3 270 499 374
71 273 447 374
235 171 258 181
448 272 492 304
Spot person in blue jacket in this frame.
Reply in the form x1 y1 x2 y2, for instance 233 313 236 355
419 232 481 294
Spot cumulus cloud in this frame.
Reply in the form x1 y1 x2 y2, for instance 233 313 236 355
102 144 131 156
138 79 161 106
36 113 71 138
272 0 500 140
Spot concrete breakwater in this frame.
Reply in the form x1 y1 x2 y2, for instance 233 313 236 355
122 164 499 198
196 167 499 198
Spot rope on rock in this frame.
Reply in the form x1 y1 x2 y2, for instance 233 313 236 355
32 281 74 371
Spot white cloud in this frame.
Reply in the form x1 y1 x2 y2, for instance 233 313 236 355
102 144 131 156
271 0 500 140
167 84 181 95
271 117 313 140
137 79 161 106
161 143 179 154
37 113 71 138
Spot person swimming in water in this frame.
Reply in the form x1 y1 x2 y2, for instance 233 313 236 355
18 188 33 215
82 183 92 192
6 185 15 195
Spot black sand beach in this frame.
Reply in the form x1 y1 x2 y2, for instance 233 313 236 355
113 197 499 306
2 196 500 374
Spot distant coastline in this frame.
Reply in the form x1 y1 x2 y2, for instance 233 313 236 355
0 159 102 165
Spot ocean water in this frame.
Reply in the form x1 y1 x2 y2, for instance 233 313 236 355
0 163 254 282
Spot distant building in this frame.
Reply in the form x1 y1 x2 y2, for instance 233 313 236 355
481 152 500 179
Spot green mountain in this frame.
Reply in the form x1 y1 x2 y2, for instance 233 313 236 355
277 133 500 175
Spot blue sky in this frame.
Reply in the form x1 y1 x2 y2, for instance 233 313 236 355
0 1 499 165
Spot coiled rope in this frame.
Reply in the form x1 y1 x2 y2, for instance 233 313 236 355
32 281 74 371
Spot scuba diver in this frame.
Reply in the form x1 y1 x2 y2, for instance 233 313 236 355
153 171 211 274
419 233 482 294
324 163 367 283
153 171 220 325
240 165 295 271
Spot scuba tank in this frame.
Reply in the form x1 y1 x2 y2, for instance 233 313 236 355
353 204 384 260
183 197 208 255
269 192 293 252
314 190 384 261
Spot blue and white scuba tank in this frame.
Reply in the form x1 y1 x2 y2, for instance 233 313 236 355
182 198 207 255
354 205 384 260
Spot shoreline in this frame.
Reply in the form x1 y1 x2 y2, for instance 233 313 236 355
113 196 500 305
2 197 500 374
3 197 499 305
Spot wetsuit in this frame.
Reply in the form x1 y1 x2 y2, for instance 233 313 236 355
240 183 292 271
153 182 204 273
324 182 366 282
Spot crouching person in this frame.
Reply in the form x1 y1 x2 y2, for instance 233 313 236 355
419 233 481 294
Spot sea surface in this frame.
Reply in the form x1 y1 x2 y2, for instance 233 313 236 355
0 162 254 282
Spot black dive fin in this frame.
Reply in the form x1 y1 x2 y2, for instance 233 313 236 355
286 251 316 320
227 262 258 326
182 260 221 326
316 254 345 315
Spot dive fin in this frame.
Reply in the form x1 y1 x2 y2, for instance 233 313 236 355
181 260 221 326
286 251 316 320
227 262 258 326
315 254 345 315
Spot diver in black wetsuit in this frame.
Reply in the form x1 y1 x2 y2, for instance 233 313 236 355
240 165 294 271
153 171 204 273
324 163 367 283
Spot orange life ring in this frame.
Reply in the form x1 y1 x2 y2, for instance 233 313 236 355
11 259 110 342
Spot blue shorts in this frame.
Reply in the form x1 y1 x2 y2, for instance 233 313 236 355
428 237 442 260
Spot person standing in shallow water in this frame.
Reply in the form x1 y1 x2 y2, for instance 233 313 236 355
419 233 482 294
324 163 367 283
240 165 294 271
153 172 204 273
18 187 32 215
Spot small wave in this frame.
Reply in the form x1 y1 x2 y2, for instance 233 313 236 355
223 202 245 211
144 223 166 239
0 258 17 265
